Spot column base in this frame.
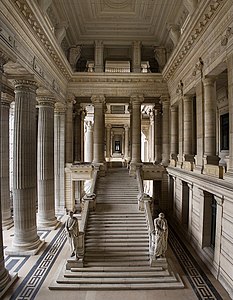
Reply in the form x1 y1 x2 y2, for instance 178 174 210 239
0 272 18 299
66 257 84 269
203 155 220 165
2 217 14 230
169 159 177 167
150 256 168 268
37 218 61 230
6 239 45 256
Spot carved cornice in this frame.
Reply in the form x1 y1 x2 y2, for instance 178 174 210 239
12 0 71 80
163 0 225 81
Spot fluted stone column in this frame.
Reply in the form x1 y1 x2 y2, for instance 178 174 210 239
203 77 219 165
95 40 104 72
81 108 86 161
54 103 66 214
0 52 11 293
130 95 143 164
183 95 194 162
124 124 129 160
154 109 162 163
161 97 170 166
106 124 111 161
1 93 14 229
84 121 93 162
128 104 132 161
132 41 141 73
65 96 74 164
37 97 58 229
91 95 106 164
149 109 155 162
73 103 82 162
226 55 233 177
170 105 178 162
9 79 43 255
177 98 184 167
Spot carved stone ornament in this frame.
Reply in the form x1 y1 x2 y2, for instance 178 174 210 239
221 27 233 46
176 80 183 95
192 57 204 76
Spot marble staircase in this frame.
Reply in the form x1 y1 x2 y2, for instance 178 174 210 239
50 167 184 290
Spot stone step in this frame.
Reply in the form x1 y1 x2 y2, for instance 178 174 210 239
85 238 148 243
87 225 147 229
70 266 163 272
64 270 170 278
88 219 146 223
85 257 150 262
85 250 149 256
86 235 148 239
86 247 149 252
84 261 150 267
57 275 179 285
85 241 148 246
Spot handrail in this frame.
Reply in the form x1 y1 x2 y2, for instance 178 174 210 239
135 166 155 265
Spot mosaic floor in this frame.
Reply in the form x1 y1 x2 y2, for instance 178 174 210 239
2 216 231 300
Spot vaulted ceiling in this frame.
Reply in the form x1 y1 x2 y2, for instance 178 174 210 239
46 0 188 50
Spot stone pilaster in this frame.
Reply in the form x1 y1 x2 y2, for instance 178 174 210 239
130 94 144 164
8 79 43 255
94 41 104 72
106 124 111 161
54 102 66 214
161 96 170 166
170 105 178 164
226 55 233 178
183 95 194 166
132 41 141 73
80 108 86 161
0 52 12 293
203 77 219 165
84 121 93 162
1 93 14 229
37 97 58 229
65 95 74 163
91 95 106 164
124 124 129 160
154 109 162 163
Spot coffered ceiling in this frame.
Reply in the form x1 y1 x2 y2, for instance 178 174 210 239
47 0 187 48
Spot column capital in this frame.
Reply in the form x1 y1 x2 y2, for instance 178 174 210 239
37 96 56 108
1 92 14 107
66 93 75 104
54 102 66 114
124 124 129 130
183 94 193 102
91 94 105 104
203 76 216 86
13 79 38 92
170 105 178 112
106 124 111 129
130 94 144 105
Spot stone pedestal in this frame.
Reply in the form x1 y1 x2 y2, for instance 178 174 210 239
54 103 66 215
37 97 58 229
1 93 14 229
9 79 43 255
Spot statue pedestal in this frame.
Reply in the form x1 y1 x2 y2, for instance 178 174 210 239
150 256 168 269
66 257 84 269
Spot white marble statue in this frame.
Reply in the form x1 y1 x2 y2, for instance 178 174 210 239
65 211 79 257
153 212 168 258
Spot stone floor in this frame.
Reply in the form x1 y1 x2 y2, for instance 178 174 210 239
2 214 231 300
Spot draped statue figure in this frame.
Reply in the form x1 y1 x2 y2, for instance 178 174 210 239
153 212 168 258
65 211 79 257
